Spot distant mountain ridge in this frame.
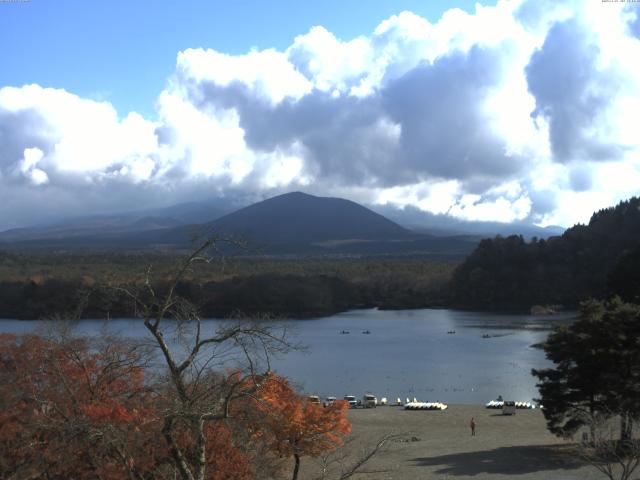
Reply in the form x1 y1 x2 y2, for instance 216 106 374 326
0 199 231 242
0 215 182 242
0 192 479 256
372 203 564 239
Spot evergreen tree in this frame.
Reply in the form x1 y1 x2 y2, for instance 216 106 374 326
533 298 640 440
451 197 640 310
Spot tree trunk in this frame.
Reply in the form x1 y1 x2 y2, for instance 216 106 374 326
620 413 630 443
292 454 301 480
194 417 207 480
162 417 195 480
589 403 596 443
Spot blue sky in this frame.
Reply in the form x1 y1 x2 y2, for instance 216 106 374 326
1 0 639 229
1 0 490 117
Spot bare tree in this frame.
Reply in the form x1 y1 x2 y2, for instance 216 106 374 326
578 411 640 480
112 237 293 480
312 433 407 480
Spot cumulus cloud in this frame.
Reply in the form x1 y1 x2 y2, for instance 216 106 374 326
525 18 625 163
18 148 48 186
626 4 640 38
1 0 640 229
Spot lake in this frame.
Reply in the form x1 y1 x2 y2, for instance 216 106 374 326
0 308 574 404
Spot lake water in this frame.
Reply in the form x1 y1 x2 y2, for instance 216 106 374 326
0 308 574 404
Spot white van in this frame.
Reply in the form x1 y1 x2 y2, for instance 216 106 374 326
362 394 377 408
502 400 516 415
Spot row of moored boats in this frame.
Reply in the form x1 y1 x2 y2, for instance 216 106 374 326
485 400 536 409
404 401 448 410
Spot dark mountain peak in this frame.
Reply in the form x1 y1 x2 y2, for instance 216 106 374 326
271 191 314 200
258 191 349 206
210 191 410 245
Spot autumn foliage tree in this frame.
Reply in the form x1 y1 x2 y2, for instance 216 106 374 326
0 334 291 479
249 373 351 480
0 332 163 479
0 332 354 480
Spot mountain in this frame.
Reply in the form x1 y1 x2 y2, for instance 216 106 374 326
0 199 232 243
450 196 640 310
0 192 479 256
195 192 479 255
210 192 409 244
0 215 183 242
140 199 233 224
1 193 565 247
132 192 479 256
372 203 564 239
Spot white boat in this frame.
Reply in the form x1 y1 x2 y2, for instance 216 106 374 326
404 401 448 411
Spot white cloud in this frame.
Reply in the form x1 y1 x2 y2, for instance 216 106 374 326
18 147 48 185
175 47 312 104
155 90 252 183
376 180 461 215
449 194 532 223
1 0 640 228
287 26 373 95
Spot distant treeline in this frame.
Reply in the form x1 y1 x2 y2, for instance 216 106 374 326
450 197 640 310
0 258 455 320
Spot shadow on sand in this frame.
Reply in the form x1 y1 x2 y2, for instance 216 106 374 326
412 444 583 476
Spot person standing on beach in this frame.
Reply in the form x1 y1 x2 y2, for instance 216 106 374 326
470 417 476 436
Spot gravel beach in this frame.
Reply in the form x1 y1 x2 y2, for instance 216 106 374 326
299 405 604 480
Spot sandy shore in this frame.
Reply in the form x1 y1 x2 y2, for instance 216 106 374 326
299 405 602 480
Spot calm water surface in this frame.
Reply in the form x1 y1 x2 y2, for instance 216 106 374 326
0 308 574 404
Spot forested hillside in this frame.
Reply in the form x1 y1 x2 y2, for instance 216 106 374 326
0 254 455 319
450 197 640 310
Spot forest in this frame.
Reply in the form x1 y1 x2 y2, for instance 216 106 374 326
450 197 640 310
0 253 455 320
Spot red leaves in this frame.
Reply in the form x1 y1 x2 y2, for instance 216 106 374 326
80 402 136 423
0 335 351 479
0 333 159 479
251 373 352 459
204 423 254 480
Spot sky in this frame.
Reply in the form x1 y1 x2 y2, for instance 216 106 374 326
1 0 639 229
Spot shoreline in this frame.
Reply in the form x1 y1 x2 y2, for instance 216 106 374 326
0 305 577 322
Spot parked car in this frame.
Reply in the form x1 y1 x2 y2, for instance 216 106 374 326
324 396 337 407
362 393 377 408
344 395 358 408
308 395 321 405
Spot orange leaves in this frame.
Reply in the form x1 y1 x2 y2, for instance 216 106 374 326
0 335 350 479
0 333 160 479
203 423 254 480
251 373 351 459
80 401 137 423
